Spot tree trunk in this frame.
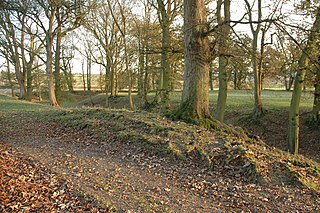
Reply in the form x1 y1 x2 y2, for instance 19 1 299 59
87 55 92 91
312 70 320 122
252 33 263 118
177 0 210 120
216 56 228 121
216 0 231 122
143 48 149 104
46 35 59 107
209 68 214 91
157 0 171 109
288 58 308 154
26 63 33 101
245 0 263 118
26 35 36 101
6 61 15 97
82 60 86 91
138 41 145 97
288 8 320 154
55 23 62 102
20 16 27 100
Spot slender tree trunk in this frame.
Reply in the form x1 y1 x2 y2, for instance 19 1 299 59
6 61 15 97
252 33 263 118
233 71 237 90
82 60 86 91
245 0 263 118
209 69 214 91
20 17 27 100
87 55 92 91
288 8 320 154
216 0 231 122
26 35 36 101
288 58 308 154
3 13 25 99
26 63 33 101
138 41 145 97
105 66 110 108
312 69 320 122
46 36 59 107
143 48 149 104
109 56 115 96
157 0 171 109
178 0 210 120
216 56 228 121
55 24 62 102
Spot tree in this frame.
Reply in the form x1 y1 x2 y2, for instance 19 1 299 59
175 0 211 121
215 0 231 122
312 60 320 123
54 0 85 102
107 0 135 111
6 61 16 97
288 7 320 154
244 0 264 118
83 1 120 102
0 7 25 99
153 0 182 109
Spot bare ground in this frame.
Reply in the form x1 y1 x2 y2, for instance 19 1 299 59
0 112 319 212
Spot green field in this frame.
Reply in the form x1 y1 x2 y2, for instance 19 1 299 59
63 89 314 115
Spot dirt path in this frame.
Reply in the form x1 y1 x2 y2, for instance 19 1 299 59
0 112 319 212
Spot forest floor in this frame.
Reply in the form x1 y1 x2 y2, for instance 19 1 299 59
0 94 319 212
70 90 320 163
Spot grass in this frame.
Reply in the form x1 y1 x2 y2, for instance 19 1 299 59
0 95 53 112
66 89 314 114
0 91 319 192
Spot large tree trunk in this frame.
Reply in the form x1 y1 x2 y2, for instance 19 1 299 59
288 8 320 154
177 0 210 120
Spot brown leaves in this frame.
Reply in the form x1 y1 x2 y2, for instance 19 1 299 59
0 142 108 212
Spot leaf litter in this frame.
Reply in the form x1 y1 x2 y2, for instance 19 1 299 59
0 109 319 212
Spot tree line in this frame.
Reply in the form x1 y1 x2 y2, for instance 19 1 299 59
0 0 319 154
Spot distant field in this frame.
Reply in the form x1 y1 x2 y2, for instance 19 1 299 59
148 89 314 113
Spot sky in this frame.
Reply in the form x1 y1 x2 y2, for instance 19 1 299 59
0 0 313 76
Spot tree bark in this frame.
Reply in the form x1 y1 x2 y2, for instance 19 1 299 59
82 60 86 91
216 0 231 122
6 61 15 97
288 8 320 154
46 34 59 107
157 0 171 109
54 21 62 103
178 0 210 120
245 0 263 118
312 69 320 122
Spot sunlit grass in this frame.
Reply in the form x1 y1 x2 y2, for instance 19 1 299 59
0 95 53 112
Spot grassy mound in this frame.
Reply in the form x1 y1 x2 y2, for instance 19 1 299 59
42 107 319 192
1 94 319 193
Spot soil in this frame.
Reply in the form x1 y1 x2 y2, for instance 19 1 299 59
225 108 320 163
0 111 319 212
